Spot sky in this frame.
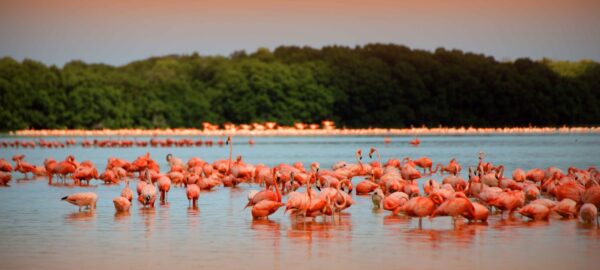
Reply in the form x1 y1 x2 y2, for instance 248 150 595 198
1 0 599 66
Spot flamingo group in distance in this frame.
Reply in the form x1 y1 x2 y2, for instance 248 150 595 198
1 138 598 228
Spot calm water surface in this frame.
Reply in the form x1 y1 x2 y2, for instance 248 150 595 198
0 135 599 270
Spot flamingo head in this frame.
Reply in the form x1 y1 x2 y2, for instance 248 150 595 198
356 149 362 160
368 148 376 159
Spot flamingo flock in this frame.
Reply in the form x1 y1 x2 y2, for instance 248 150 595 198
1 140 599 227
0 137 245 149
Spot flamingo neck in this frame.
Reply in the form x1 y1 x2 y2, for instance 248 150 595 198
227 140 232 174
272 169 281 202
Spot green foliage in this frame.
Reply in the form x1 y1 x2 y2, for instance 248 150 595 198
0 44 598 131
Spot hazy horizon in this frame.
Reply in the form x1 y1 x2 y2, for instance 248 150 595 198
1 0 599 66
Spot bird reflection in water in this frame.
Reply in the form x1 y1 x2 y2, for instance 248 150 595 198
114 211 131 222
251 219 282 246
251 219 281 232
160 200 170 207
493 215 527 229
287 214 353 241
383 214 411 226
403 224 479 250
139 207 156 235
65 211 96 222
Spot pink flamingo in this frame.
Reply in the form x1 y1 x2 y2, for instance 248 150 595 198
61 192 97 211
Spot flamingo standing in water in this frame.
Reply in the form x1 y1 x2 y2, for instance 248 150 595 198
61 192 97 211
463 202 490 223
246 168 281 208
0 158 13 173
0 171 11 186
157 175 171 203
579 203 598 224
113 197 131 212
433 158 462 176
409 137 420 146
139 170 157 208
54 155 78 183
186 183 200 208
251 169 284 219
518 204 550 221
44 158 57 184
12 154 35 179
404 157 433 175
286 168 321 218
431 192 475 226
121 179 133 201
382 190 410 215
371 188 385 209
401 193 444 228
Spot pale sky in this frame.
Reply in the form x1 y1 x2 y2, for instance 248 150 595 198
1 0 599 66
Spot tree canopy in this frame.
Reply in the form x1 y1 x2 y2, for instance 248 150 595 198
1 44 598 131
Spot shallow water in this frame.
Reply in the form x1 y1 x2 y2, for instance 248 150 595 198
0 134 599 270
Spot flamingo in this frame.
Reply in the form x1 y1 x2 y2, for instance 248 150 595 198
61 192 97 211
512 168 526 182
121 179 133 201
530 198 557 209
285 168 319 218
431 192 475 226
555 181 584 202
433 158 461 175
368 147 383 179
186 184 200 208
113 197 131 212
198 174 221 190
0 158 13 172
579 203 598 224
553 199 578 218
319 179 353 219
251 169 284 219
356 178 379 195
382 191 409 215
372 188 384 209
463 202 490 223
71 162 99 185
401 193 443 228
100 169 119 184
166 153 185 172
409 137 420 146
54 155 78 183
0 171 11 186
12 154 35 178
401 163 422 182
413 157 433 175
44 158 57 184
139 170 157 208
488 190 525 218
518 204 550 221
157 175 171 203
251 200 285 220
246 168 281 208
582 180 600 208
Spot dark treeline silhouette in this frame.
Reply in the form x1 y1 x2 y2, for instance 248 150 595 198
1 43 598 131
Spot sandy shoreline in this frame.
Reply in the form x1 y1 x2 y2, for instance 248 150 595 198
8 126 600 137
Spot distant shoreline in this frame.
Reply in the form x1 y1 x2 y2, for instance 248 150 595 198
8 127 600 137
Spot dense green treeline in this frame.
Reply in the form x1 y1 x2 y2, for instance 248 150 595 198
0 43 598 130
